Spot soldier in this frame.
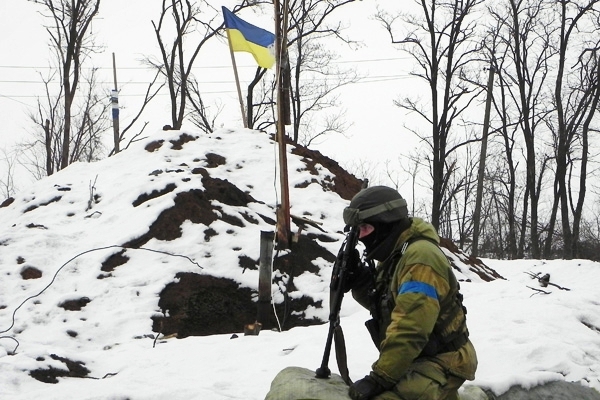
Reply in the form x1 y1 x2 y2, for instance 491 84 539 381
343 186 477 400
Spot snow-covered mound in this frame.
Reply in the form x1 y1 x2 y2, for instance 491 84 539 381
0 127 516 398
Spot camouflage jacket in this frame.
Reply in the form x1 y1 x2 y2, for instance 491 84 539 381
352 218 477 385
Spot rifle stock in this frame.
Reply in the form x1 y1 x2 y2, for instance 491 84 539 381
315 225 359 380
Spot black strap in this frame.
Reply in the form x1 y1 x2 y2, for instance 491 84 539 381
334 325 353 385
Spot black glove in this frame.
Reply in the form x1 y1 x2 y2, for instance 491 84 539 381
343 250 369 293
348 374 388 400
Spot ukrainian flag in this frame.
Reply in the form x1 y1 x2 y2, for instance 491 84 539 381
222 6 276 69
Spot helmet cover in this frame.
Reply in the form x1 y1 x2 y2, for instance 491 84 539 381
343 186 408 226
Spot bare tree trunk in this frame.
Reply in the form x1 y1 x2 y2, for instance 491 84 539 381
44 119 53 176
553 0 600 259
377 0 482 231
30 0 101 171
472 65 495 257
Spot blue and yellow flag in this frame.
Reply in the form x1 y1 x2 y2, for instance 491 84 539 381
222 6 276 69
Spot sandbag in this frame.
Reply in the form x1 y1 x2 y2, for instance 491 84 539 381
264 366 351 400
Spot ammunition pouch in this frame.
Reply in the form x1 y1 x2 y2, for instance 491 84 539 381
365 318 381 350
420 330 469 357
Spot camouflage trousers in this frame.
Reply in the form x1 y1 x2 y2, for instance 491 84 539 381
373 359 465 400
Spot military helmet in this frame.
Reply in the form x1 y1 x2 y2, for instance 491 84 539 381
343 186 408 226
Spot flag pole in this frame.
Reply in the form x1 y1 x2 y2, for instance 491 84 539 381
225 29 248 128
274 0 291 249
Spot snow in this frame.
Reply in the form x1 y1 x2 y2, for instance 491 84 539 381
1 126 599 399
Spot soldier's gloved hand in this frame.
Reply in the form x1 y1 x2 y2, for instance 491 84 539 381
348 374 389 400
342 249 365 293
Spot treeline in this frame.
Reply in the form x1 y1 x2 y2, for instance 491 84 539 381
2 0 600 261
362 0 600 261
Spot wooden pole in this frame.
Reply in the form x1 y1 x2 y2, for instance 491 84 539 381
472 63 495 258
111 53 120 154
274 0 291 249
225 30 248 128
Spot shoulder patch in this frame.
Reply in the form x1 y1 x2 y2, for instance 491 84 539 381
399 281 438 300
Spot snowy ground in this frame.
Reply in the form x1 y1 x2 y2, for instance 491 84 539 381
1 127 599 399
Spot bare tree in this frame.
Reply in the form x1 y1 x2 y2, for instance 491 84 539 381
486 0 558 258
551 0 600 258
246 0 359 143
245 68 273 131
0 148 18 200
29 0 101 170
149 0 266 130
286 0 359 145
375 0 484 231
23 66 107 178
187 76 223 134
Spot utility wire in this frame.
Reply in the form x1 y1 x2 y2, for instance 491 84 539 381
0 57 411 71
0 245 202 354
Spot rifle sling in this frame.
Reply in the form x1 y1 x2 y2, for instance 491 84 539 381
334 324 353 386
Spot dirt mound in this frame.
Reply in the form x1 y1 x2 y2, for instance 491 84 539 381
101 135 362 338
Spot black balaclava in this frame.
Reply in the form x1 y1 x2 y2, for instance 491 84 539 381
361 218 412 262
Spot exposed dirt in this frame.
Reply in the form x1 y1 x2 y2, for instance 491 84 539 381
0 197 14 207
440 237 505 282
290 143 364 200
58 297 91 311
20 266 42 280
102 133 500 339
29 354 91 384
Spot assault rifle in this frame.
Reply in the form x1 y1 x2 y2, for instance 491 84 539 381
315 224 360 384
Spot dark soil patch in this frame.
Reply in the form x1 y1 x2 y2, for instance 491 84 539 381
205 153 227 168
240 211 259 225
170 133 197 149
145 140 164 152
291 143 363 200
239 255 258 271
21 266 42 280
440 237 504 282
150 226 337 336
124 171 259 248
30 354 90 384
24 196 62 213
0 197 14 207
276 233 336 278
153 273 257 338
199 171 257 207
124 189 218 248
132 183 177 207
203 228 217 241
59 297 91 311
100 250 129 272
26 223 48 229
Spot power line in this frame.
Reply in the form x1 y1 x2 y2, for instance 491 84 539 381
0 56 411 71
0 73 413 88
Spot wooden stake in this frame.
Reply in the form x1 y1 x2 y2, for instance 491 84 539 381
257 231 275 325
